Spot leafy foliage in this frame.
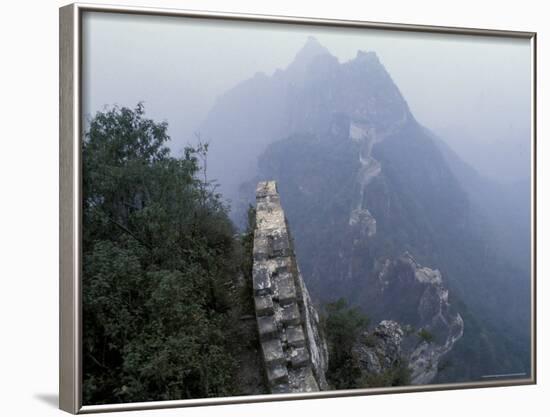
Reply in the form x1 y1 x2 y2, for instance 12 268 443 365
322 298 411 389
236 205 256 310
360 361 411 388
322 298 369 389
82 104 245 404
418 328 434 344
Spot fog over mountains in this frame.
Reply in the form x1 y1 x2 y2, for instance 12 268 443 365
82 14 532 385
83 12 531 186
200 36 531 195
199 37 531 382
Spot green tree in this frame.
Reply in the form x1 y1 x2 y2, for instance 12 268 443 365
360 360 411 388
322 298 369 389
82 104 240 404
418 328 434 344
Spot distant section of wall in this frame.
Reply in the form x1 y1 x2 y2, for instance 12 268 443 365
252 181 328 393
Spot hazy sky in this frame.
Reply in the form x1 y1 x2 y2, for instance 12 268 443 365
82 11 532 181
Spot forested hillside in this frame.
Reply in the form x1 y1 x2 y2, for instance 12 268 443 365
82 104 260 404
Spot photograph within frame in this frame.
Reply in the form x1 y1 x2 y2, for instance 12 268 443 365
60 3 536 414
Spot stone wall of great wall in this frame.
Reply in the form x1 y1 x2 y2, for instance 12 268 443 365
252 181 329 393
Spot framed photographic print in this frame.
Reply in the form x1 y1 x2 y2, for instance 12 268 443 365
59 2 537 414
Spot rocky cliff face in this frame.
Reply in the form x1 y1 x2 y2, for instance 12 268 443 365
355 254 464 385
251 181 463 387
252 181 328 393
397 254 464 384
201 36 411 211
222 39 469 385
204 37 530 384
353 320 404 376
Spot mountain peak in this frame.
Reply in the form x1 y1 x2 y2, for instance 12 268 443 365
300 36 328 52
354 50 381 65
286 36 332 77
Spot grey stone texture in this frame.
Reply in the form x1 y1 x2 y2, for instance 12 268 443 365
254 295 274 316
354 254 464 385
276 273 297 305
261 339 285 364
286 326 306 348
257 315 278 341
252 181 329 393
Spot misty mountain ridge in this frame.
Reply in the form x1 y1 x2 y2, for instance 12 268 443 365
200 37 531 383
431 129 531 269
200 36 413 207
285 36 332 82
434 124 531 183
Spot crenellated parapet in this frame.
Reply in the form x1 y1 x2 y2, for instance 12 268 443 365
252 181 328 393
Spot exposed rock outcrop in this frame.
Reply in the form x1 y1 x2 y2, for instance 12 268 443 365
201 36 528 386
356 253 464 384
403 255 465 384
251 181 462 387
354 320 405 376
347 112 408 240
252 181 329 393
201 37 412 214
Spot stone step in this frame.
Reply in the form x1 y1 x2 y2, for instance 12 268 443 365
266 363 289 385
281 302 301 326
286 325 306 348
257 315 278 341
261 338 285 366
271 382 291 394
252 264 272 296
289 346 310 369
254 294 274 316
276 272 297 306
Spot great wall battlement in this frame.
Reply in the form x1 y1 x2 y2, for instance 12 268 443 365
252 181 328 393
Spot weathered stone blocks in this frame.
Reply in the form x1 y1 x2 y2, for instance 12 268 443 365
271 382 291 394
270 231 291 257
281 303 301 326
261 339 285 365
290 347 310 369
266 363 289 385
274 257 291 275
254 295 274 316
286 326 306 348
256 181 278 199
257 315 278 340
277 273 297 305
252 180 326 393
253 265 271 295
253 235 269 262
